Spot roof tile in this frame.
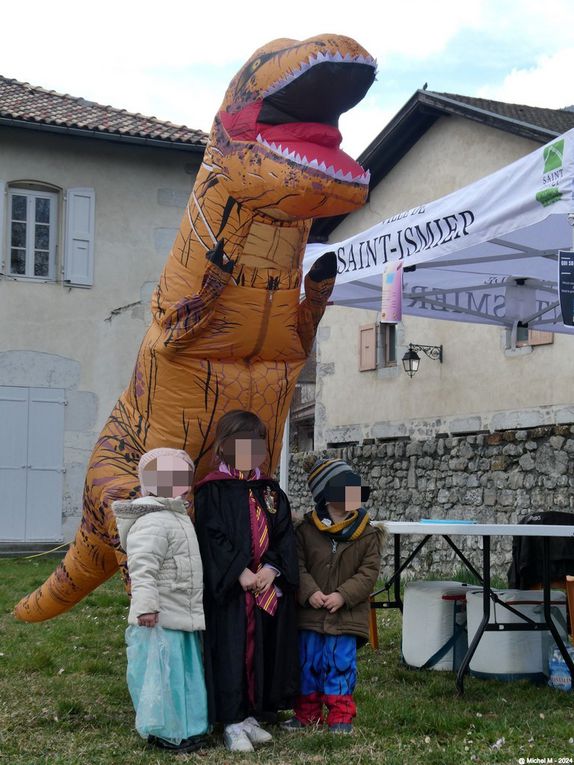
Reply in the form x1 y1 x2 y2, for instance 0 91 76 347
437 92 574 136
0 75 208 147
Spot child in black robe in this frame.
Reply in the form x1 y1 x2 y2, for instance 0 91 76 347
194 410 299 753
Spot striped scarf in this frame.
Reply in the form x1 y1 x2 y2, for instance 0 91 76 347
222 464 278 616
311 505 370 542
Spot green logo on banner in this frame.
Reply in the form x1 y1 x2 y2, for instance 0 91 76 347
536 187 562 207
543 139 564 173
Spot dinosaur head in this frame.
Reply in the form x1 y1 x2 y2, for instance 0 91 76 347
207 34 376 221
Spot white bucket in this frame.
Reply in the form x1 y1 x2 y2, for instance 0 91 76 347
466 588 568 680
402 580 474 671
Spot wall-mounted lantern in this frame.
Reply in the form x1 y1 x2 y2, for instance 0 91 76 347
401 343 443 377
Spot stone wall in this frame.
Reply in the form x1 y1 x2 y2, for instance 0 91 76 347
288 424 574 579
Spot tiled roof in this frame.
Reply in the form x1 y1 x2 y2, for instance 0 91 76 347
436 92 574 137
0 75 208 149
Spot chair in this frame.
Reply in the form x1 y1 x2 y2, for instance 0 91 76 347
369 595 379 649
567 576 574 644
508 510 574 643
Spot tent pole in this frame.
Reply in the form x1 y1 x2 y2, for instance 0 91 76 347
279 409 290 493
522 299 561 325
510 320 519 349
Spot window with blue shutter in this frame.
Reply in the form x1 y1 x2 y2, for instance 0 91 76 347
0 180 5 274
6 188 58 280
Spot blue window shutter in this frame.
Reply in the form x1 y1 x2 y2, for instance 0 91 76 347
0 180 6 274
0 386 29 540
26 388 65 541
64 187 95 287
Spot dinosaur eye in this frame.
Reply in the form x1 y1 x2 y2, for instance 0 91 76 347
251 58 262 70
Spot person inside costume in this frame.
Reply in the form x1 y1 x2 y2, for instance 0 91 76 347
283 458 385 733
194 410 299 753
112 448 209 754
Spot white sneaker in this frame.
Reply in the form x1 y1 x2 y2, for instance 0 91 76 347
242 716 273 744
223 724 254 752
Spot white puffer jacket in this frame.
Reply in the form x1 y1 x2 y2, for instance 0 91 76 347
112 497 205 632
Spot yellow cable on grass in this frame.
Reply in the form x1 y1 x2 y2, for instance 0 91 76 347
0 541 72 561
23 542 71 559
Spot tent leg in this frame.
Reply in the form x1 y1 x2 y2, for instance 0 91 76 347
369 596 379 649
510 320 519 349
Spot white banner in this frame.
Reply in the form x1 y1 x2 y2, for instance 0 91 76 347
304 129 574 333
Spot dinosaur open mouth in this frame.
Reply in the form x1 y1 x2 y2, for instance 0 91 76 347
220 53 376 186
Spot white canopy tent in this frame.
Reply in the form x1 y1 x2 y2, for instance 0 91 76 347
304 129 574 334
280 129 574 490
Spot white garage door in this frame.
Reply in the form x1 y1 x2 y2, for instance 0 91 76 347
0 386 65 542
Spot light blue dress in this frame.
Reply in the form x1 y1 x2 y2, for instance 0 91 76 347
126 625 209 744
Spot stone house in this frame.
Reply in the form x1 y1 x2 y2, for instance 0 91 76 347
287 92 574 575
0 76 206 545
308 90 574 450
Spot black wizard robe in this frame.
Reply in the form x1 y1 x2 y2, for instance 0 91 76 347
194 472 299 724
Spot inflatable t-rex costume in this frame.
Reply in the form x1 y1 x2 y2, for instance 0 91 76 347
15 34 376 622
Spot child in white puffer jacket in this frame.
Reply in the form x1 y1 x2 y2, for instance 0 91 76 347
112 448 208 754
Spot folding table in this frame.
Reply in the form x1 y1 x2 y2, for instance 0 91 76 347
371 520 574 693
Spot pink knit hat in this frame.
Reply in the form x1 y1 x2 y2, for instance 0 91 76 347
138 448 195 496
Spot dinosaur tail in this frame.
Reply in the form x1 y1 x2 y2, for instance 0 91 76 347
13 523 120 623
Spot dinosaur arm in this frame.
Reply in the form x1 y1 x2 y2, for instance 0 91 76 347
297 251 337 355
159 241 235 348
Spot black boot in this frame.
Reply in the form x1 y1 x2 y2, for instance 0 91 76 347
148 734 208 753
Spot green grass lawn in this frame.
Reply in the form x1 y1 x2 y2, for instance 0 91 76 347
1 558 573 765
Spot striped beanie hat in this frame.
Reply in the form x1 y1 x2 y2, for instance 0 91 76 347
307 458 370 505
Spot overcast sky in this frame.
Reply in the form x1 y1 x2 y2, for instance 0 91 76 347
3 0 574 156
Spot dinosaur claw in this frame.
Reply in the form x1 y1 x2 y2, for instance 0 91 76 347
308 251 337 282
206 239 234 273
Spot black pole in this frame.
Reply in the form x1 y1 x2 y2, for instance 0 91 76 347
456 535 491 694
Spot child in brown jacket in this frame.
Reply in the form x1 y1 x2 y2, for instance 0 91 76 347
283 458 385 733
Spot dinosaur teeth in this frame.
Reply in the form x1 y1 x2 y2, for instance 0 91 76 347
353 170 371 185
295 60 312 76
261 50 377 98
257 140 369 184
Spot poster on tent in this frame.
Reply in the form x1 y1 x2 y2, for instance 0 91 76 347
380 261 403 322
558 250 574 327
